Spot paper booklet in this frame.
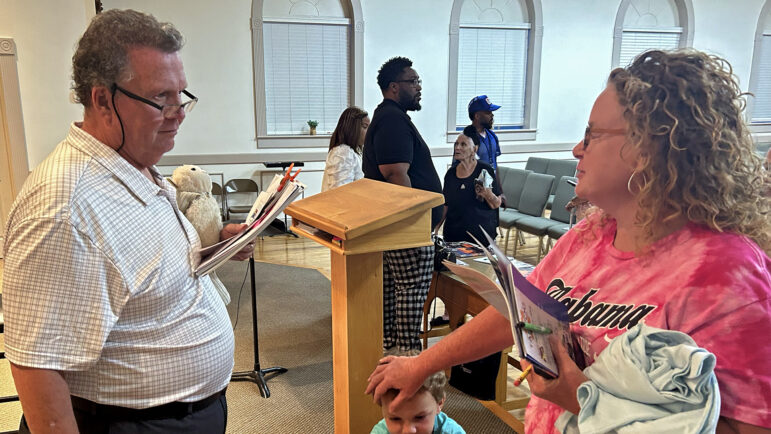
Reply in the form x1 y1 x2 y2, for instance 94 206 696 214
441 229 583 379
194 173 305 277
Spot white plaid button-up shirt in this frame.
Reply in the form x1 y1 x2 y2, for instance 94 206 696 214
2 123 234 408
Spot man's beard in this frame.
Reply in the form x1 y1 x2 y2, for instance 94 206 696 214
482 119 493 129
398 89 421 111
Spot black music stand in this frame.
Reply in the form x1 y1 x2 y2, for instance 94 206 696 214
231 257 287 397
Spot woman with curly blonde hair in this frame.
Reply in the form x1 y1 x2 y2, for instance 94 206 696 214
367 49 771 433
589 50 770 253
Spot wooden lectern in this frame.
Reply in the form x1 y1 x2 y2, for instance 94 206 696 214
285 179 444 434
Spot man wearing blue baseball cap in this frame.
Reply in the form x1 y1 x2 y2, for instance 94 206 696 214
468 95 501 169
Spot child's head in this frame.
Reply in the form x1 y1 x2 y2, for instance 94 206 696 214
380 368 447 434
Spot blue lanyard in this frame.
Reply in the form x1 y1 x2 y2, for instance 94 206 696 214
482 131 494 165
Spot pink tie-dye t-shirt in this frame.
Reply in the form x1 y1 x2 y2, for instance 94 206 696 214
523 215 771 432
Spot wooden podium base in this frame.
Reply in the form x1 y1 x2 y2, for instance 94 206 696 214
285 179 444 433
330 251 383 432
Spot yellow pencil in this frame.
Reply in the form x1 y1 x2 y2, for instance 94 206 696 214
514 365 533 386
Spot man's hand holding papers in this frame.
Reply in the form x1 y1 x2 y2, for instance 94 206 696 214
195 171 305 276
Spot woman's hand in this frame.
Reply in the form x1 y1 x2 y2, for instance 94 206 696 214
520 336 589 415
474 183 485 197
366 355 427 410
475 184 494 199
476 185 501 209
220 223 255 261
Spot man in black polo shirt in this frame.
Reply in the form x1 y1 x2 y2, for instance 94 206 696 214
362 56 443 352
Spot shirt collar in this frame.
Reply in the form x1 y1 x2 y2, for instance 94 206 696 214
381 98 409 116
67 122 167 206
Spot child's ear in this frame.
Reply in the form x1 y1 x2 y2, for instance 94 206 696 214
437 396 445 412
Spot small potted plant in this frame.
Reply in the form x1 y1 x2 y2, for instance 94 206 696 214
307 120 319 135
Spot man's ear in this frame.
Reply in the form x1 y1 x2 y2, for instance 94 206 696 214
90 86 115 120
387 82 399 96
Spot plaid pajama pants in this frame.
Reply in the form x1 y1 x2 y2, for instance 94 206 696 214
382 245 435 351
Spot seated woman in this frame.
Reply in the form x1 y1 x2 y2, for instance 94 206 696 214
367 49 771 433
321 106 370 192
435 125 502 243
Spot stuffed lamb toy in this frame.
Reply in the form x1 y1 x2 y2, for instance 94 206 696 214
171 164 231 305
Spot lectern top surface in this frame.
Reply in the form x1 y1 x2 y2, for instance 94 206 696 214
285 178 444 240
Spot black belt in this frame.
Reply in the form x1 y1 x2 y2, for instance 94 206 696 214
70 387 226 421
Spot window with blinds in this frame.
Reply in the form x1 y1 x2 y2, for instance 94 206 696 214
455 26 529 129
752 34 771 123
618 29 681 67
263 21 350 135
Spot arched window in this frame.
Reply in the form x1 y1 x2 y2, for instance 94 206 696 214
748 1 771 126
612 0 694 67
252 0 363 146
447 0 542 141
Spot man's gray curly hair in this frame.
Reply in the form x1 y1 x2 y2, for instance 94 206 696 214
72 9 184 107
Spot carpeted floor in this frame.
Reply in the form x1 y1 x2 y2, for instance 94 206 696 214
220 260 516 433
0 260 515 433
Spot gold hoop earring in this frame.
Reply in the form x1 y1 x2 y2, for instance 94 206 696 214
627 171 648 194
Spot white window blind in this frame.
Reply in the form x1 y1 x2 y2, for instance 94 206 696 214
618 30 680 67
263 22 349 135
751 34 771 123
456 27 528 128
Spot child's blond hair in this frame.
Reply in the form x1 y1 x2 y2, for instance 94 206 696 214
387 350 447 404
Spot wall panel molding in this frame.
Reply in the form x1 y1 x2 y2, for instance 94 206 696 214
0 37 30 196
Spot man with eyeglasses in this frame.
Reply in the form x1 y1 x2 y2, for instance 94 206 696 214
2 10 249 434
362 57 443 353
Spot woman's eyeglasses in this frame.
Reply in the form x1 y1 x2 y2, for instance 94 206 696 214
583 126 626 149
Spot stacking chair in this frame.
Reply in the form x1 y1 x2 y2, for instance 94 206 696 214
544 159 578 209
501 173 554 256
497 168 531 252
224 179 259 221
524 156 549 173
514 176 576 261
547 177 581 243
1 294 21 434
496 164 509 186
211 182 225 220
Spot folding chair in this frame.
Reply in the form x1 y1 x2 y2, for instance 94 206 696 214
224 179 259 221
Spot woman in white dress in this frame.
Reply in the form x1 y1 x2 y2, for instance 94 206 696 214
321 106 370 192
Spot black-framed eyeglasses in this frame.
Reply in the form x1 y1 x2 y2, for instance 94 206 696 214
583 125 626 149
396 78 422 87
112 84 198 118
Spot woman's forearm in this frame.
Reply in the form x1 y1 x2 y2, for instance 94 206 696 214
484 192 502 209
419 307 514 371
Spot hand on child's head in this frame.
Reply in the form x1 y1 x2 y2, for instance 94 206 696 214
381 388 441 434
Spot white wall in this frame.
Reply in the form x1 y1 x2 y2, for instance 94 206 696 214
536 1 618 143
0 0 89 166
104 0 258 158
361 0 452 148
690 0 766 88
4 0 769 196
